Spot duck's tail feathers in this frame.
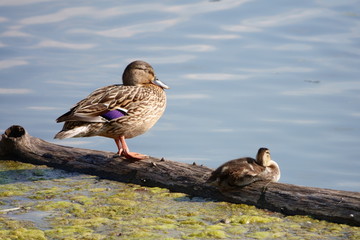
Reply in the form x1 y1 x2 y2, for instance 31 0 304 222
54 126 89 139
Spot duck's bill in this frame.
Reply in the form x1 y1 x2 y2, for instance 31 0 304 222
154 78 170 89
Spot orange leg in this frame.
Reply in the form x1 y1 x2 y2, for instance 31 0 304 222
114 138 124 156
114 136 148 160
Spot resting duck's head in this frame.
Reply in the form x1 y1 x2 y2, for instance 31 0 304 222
122 60 169 89
256 148 272 167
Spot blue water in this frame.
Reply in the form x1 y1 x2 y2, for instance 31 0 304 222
0 0 359 191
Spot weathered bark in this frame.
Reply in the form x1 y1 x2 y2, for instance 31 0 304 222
0 125 359 226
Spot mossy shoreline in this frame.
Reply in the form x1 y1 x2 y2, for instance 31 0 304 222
0 160 359 239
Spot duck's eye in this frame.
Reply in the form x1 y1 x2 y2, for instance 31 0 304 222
135 67 147 71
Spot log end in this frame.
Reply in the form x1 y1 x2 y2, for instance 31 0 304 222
4 125 26 138
0 125 28 158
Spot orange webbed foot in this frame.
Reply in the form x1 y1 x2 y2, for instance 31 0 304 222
121 151 149 160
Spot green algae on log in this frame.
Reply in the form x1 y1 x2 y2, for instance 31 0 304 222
1 161 358 240
0 125 359 226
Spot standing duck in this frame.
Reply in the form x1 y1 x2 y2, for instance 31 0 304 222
54 60 169 160
207 148 280 189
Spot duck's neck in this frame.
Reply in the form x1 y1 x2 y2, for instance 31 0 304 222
266 160 281 181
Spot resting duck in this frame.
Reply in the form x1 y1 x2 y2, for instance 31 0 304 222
207 148 280 189
54 60 169 160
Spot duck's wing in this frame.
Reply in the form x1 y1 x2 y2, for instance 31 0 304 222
220 158 264 187
208 158 259 185
56 84 141 123
227 164 265 186
207 158 247 183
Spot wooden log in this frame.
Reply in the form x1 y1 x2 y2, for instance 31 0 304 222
0 125 359 226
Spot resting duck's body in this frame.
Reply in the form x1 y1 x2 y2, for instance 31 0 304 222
54 60 169 160
208 148 280 189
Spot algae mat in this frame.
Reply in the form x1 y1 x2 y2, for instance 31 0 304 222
0 160 359 240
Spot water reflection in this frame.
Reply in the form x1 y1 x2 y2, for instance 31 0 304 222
0 59 28 69
282 81 360 96
0 0 359 191
0 88 32 94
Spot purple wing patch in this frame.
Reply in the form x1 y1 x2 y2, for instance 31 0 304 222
101 109 127 120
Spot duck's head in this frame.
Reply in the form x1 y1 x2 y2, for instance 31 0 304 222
122 60 169 89
256 148 272 167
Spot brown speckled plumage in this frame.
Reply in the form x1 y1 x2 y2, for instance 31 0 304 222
207 148 280 190
54 60 168 160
